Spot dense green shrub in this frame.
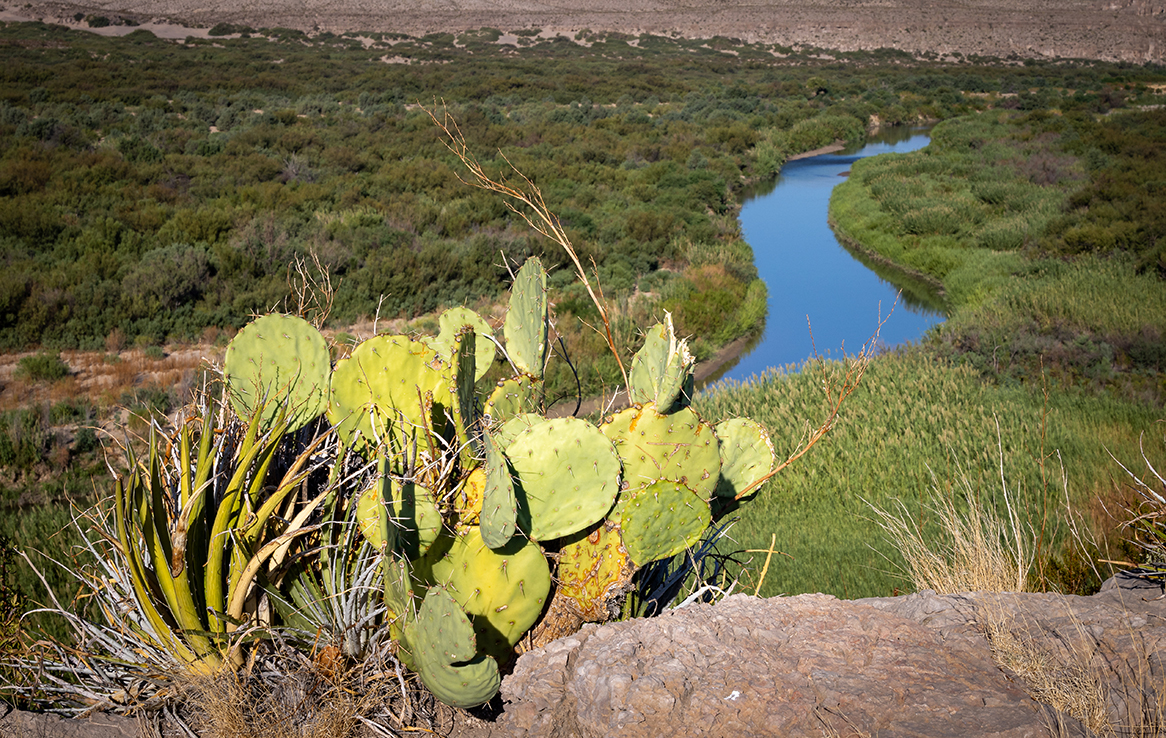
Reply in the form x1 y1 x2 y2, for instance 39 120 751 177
15 353 69 381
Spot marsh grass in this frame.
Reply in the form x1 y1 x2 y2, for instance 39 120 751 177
695 349 1165 599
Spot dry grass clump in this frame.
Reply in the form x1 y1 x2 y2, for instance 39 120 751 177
867 464 1033 594
982 618 1110 734
176 642 452 738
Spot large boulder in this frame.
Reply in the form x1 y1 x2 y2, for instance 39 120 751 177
499 575 1166 737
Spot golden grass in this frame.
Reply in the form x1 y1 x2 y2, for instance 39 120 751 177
178 645 441 738
983 615 1110 734
871 444 1164 737
867 458 1034 594
980 591 1166 738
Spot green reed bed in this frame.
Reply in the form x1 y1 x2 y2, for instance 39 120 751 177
830 109 1166 390
694 349 1166 599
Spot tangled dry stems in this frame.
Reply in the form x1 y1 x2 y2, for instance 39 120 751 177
872 438 1165 737
866 456 1034 596
175 643 452 738
982 616 1111 734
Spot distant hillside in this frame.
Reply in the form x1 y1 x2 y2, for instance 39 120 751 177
12 0 1166 62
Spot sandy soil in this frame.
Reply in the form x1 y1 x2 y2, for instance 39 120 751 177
2 0 1163 62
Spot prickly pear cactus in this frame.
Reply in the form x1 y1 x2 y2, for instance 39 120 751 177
197 253 781 713
629 314 694 412
403 586 500 709
504 417 622 542
448 326 480 466
600 403 721 500
483 375 539 425
557 521 634 621
455 467 487 527
223 313 330 432
617 479 711 567
356 479 442 560
431 306 496 381
714 418 777 499
480 430 517 549
328 335 445 456
504 257 548 378
426 527 551 665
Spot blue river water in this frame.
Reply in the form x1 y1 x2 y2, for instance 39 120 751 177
716 130 943 384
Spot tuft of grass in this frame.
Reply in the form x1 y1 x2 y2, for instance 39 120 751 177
175 640 453 738
983 617 1110 734
866 456 1034 594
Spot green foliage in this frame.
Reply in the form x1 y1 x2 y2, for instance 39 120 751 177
830 110 1166 388
15 353 69 382
0 19 1144 366
24 257 778 710
0 409 48 470
695 349 1166 599
0 535 21 656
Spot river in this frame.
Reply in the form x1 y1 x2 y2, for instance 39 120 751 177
715 128 944 384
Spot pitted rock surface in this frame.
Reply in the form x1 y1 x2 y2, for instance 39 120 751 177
500 575 1166 738
502 593 1077 737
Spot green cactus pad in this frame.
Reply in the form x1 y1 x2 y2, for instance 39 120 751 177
617 479 710 567
503 257 548 379
493 412 542 449
223 314 330 432
480 430 518 549
327 335 446 455
558 521 635 622
714 418 777 498
628 314 694 412
429 306 496 381
404 585 501 708
483 375 539 426
448 326 480 464
428 527 551 664
600 403 720 500
506 417 622 542
355 479 442 560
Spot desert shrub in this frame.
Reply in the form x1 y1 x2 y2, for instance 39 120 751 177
15 353 69 382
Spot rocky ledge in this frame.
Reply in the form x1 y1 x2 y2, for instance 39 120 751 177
498 574 1165 737
3 575 1163 737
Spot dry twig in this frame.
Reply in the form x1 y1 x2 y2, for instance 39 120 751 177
425 102 631 391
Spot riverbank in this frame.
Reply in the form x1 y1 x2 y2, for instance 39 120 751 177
827 216 947 302
786 141 846 161
825 111 1166 397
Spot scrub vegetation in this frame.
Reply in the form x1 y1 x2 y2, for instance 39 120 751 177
810 105 1166 600
1 18 1165 652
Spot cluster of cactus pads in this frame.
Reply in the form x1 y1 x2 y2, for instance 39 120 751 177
116 257 776 708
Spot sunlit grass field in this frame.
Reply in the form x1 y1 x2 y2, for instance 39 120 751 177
694 349 1166 599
